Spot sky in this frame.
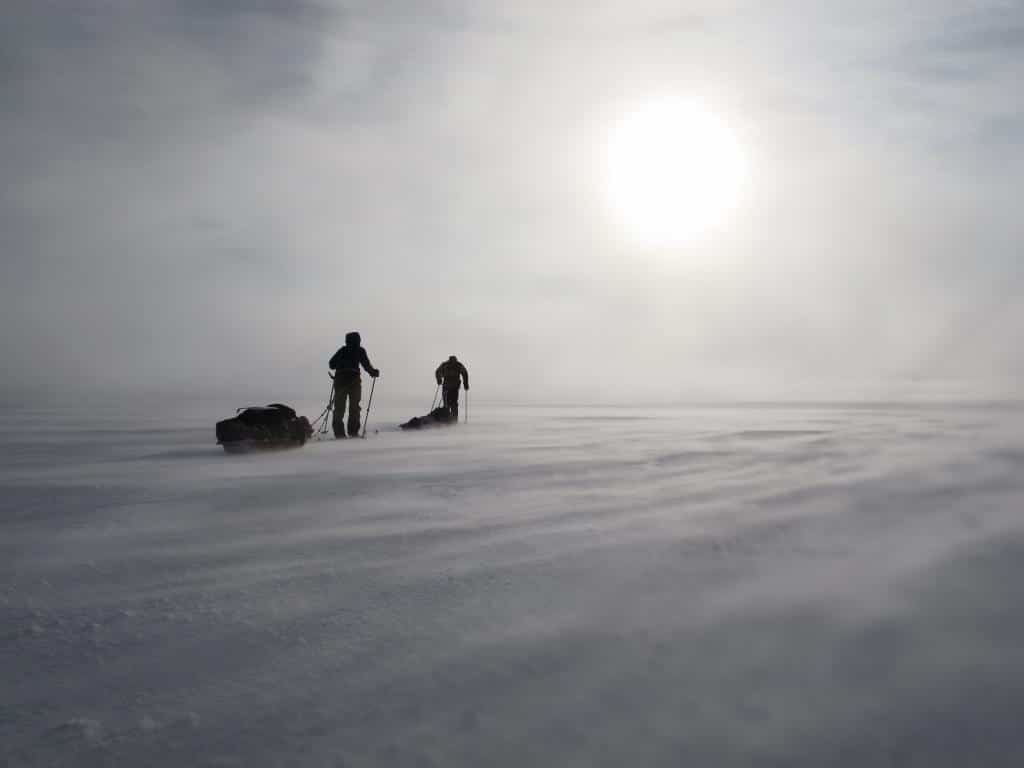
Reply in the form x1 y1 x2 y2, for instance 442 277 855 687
2 0 1023 404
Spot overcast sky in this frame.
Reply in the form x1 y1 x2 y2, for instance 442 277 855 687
3 0 1023 404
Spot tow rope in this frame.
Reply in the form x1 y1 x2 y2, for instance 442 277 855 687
308 373 335 440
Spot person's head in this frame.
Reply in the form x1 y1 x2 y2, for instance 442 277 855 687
346 331 361 347
448 355 457 362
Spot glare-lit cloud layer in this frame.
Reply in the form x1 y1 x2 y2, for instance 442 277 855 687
2 1 1023 403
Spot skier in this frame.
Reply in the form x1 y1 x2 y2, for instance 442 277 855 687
328 331 379 438
435 355 469 421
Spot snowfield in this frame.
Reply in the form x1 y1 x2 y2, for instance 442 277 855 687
4 401 1024 766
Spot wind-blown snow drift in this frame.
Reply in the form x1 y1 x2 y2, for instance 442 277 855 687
3 402 1024 766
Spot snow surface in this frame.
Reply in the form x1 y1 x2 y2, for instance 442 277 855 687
4 401 1024 766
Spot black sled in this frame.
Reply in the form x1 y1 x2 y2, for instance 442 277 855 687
399 407 457 430
216 404 313 453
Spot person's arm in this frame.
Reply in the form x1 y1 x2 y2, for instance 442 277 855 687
328 349 341 370
361 349 379 377
435 364 443 385
461 363 469 390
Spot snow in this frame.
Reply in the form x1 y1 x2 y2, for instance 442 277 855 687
4 401 1024 766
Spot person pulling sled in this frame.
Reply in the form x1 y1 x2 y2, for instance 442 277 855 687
435 355 469 421
328 331 379 438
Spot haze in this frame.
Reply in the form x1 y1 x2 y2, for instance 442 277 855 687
3 1 1023 405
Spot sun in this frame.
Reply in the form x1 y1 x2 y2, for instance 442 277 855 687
604 97 746 247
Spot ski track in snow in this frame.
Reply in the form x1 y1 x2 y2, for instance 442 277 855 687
3 402 1024 766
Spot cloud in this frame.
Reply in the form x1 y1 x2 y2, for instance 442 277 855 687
2 0 1024 403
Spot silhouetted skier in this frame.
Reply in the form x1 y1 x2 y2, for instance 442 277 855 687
435 355 469 421
329 331 379 438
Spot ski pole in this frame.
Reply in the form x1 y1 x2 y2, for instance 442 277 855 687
322 385 335 436
361 376 377 438
324 375 336 435
430 384 441 411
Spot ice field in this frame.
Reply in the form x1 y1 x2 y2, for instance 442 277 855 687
4 401 1024 766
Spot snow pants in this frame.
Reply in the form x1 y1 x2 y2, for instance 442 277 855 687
443 385 460 421
333 374 362 437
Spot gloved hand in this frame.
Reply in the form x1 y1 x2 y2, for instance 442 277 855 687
436 379 442 386
464 384 469 391
371 369 380 378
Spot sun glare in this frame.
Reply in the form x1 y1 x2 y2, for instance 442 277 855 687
605 98 746 247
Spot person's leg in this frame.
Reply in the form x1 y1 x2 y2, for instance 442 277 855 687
444 386 459 421
347 378 363 436
332 384 346 438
